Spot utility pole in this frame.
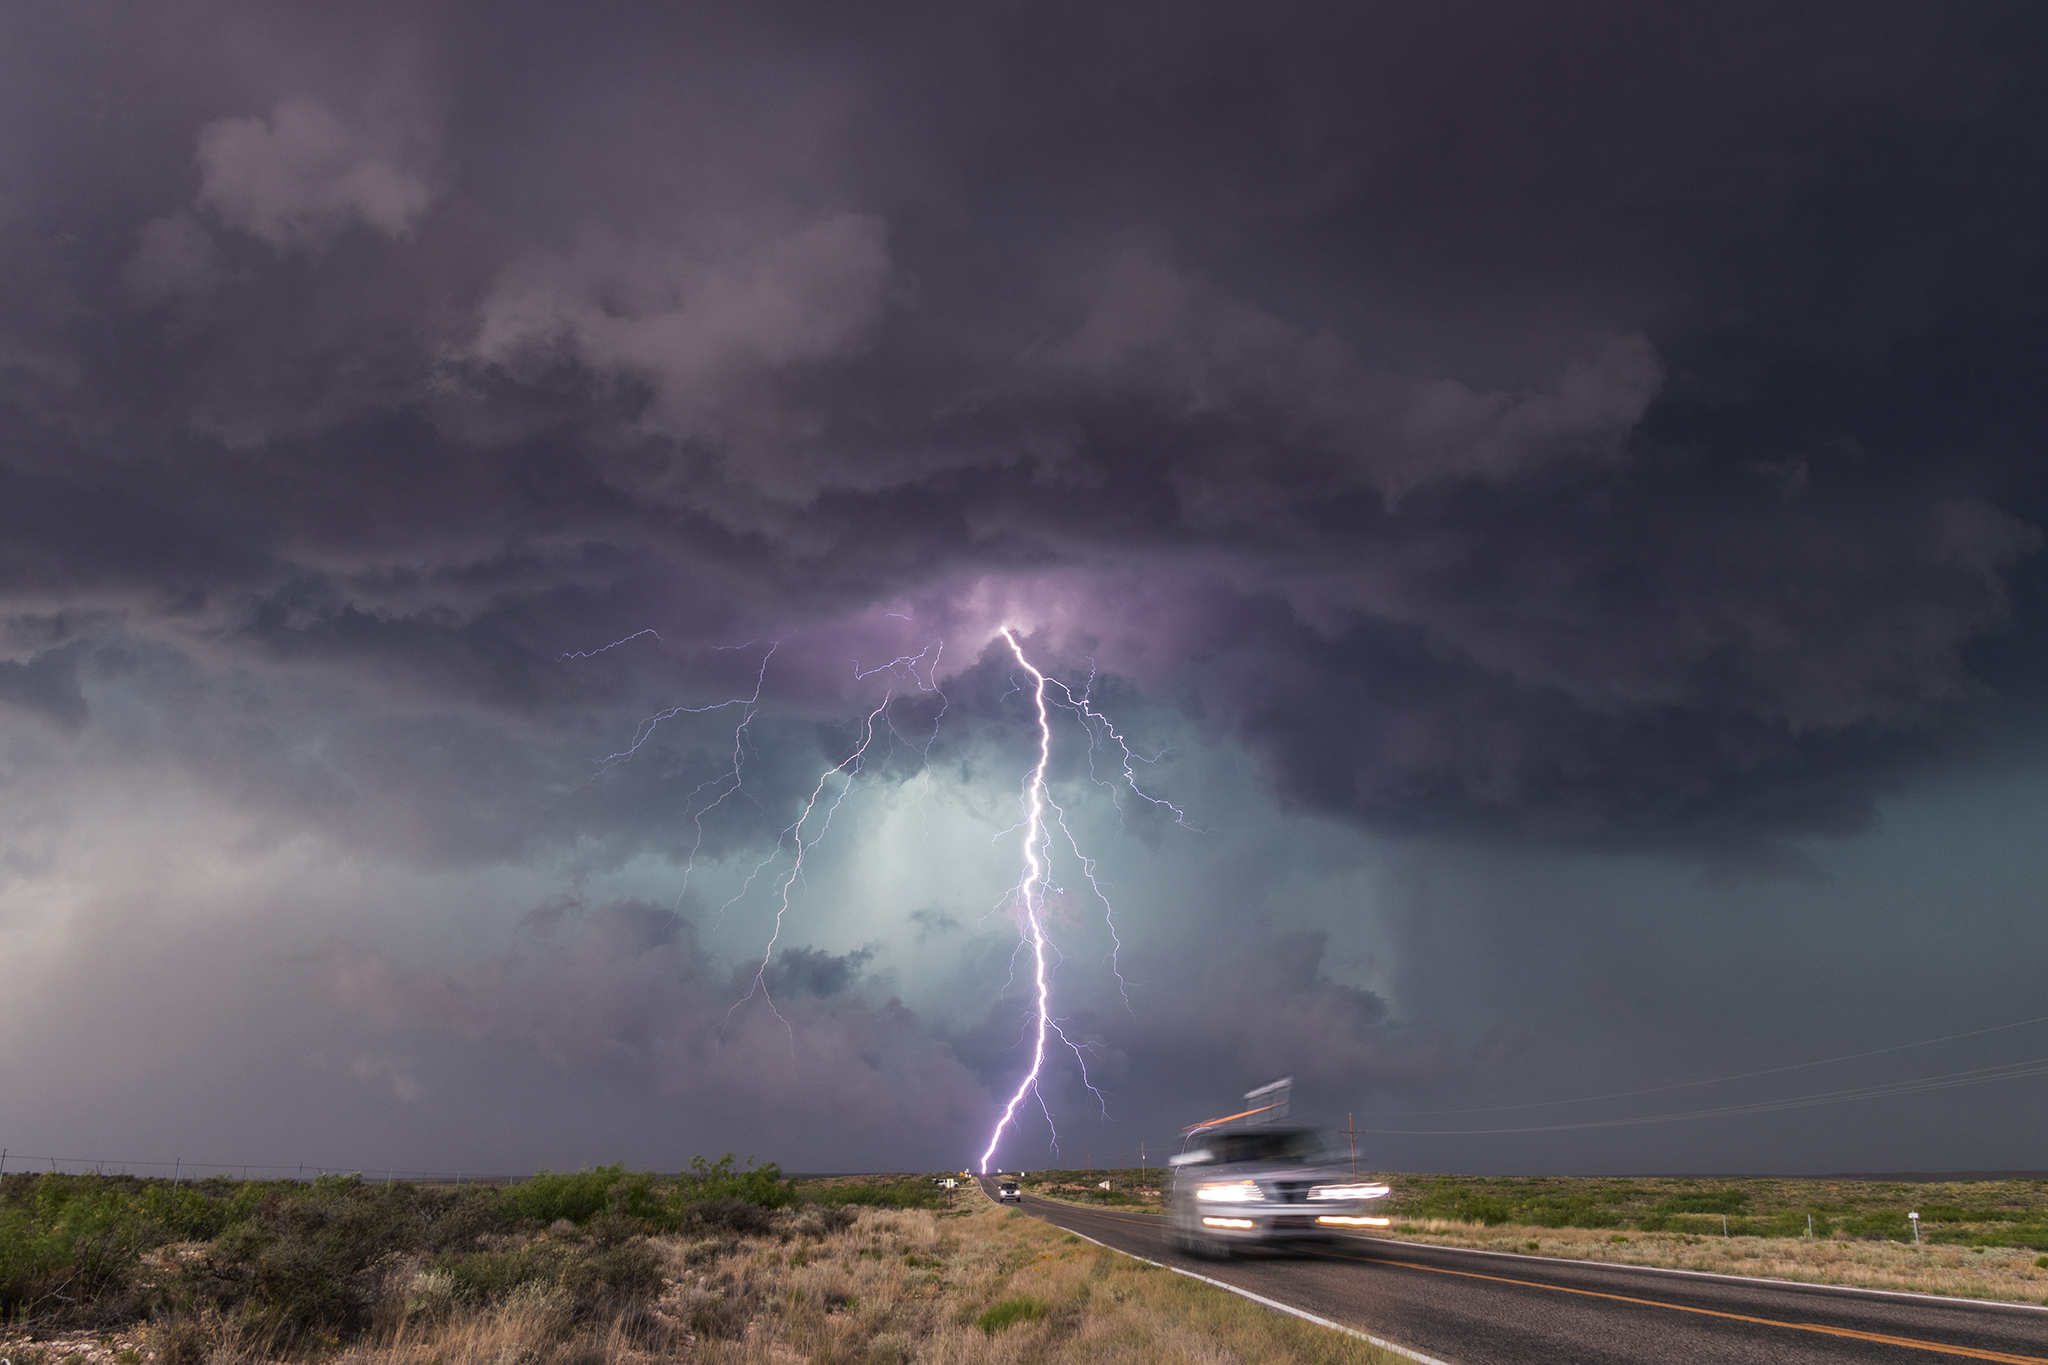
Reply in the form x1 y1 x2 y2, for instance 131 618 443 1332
1343 1114 1362 1178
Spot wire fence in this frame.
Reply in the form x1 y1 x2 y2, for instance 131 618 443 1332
0 1150 539 1185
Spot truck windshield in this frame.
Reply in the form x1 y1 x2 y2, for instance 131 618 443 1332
1202 1129 1324 1164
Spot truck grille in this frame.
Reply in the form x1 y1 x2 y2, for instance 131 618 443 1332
1272 1181 1313 1204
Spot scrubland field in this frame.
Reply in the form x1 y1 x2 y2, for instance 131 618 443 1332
0 1164 1395 1364
1020 1168 2048 1305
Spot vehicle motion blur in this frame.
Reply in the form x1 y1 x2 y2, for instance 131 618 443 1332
1167 1078 1391 1257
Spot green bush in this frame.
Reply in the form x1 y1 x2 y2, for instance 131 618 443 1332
0 1155 807 1344
512 1166 626 1226
438 1243 568 1305
675 1154 794 1208
974 1295 1048 1334
1655 1190 1749 1215
1448 1193 1514 1225
1520 1197 1619 1229
0 1175 164 1324
806 1178 947 1211
1840 1210 1911 1240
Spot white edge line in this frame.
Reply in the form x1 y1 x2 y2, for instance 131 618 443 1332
1163 1260 1456 1365
975 1178 1452 1365
1366 1234 2048 1315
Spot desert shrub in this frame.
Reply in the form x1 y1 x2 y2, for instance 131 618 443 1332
174 1180 428 1345
797 1206 858 1239
559 1240 664 1314
1519 1197 1618 1229
0 1177 159 1324
667 1154 795 1217
420 1184 515 1251
437 1242 569 1305
686 1271 762 1340
433 1235 661 1320
511 1167 625 1226
1841 1210 1911 1240
584 1209 647 1248
807 1179 946 1211
689 1293 752 1340
1655 1190 1749 1215
0 1156 787 1346
1408 1180 1514 1226
680 1197 776 1236
683 1235 743 1265
141 1176 514 1347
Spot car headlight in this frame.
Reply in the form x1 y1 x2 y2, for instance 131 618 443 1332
1194 1180 1265 1203
1309 1183 1392 1201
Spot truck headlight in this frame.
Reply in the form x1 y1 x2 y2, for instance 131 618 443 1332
1309 1183 1392 1201
1194 1180 1265 1203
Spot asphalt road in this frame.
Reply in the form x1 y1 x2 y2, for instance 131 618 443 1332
975 1176 2048 1364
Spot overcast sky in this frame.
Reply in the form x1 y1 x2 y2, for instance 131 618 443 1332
5 1 2048 1178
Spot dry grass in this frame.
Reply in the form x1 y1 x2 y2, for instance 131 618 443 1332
645 1202 1400 1365
2 1198 1403 1364
1378 1220 2048 1306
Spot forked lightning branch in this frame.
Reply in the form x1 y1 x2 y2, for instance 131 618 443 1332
572 624 1187 1172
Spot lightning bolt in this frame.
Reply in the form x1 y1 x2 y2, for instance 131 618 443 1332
721 689 896 1052
570 622 1182 1158
979 627 1057 1173
979 627 1180 1172
709 642 948 1049
556 628 662 662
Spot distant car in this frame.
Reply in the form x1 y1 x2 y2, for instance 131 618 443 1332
998 1181 1023 1202
1166 1126 1390 1258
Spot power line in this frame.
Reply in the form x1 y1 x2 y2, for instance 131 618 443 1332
1356 1011 2048 1117
0 1155 494 1181
1358 1054 2048 1136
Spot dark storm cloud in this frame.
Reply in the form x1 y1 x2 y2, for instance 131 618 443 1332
315 899 985 1138
9 2 2048 1177
4 0 2046 863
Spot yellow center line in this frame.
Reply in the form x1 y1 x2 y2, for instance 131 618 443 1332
1347 1254 2047 1365
1006 1193 2046 1365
